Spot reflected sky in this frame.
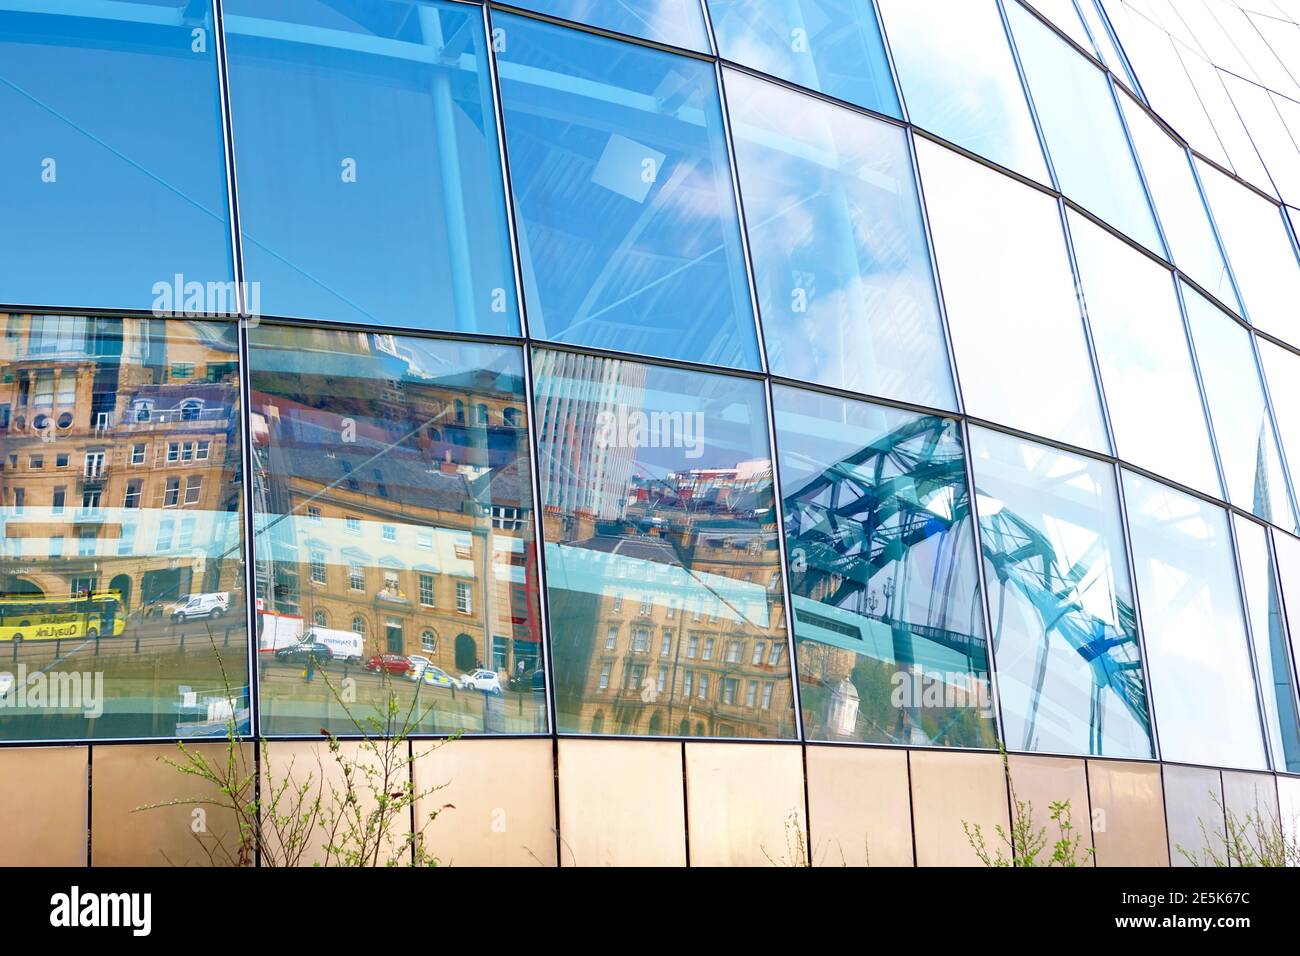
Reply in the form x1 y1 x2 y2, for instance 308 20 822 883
0 1 232 310
508 0 711 52
915 139 1109 453
707 0 900 118
496 13 759 369
725 69 955 410
1068 212 1220 498
1008 1 1164 254
1123 471 1268 770
224 0 519 334
878 0 1049 183
1183 285 1295 530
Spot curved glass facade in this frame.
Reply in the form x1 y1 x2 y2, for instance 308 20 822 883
5 0 1300 824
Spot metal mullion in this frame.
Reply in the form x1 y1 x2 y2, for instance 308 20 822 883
1225 509 1283 773
955 420 1009 752
1110 462 1163 763
997 0 1063 194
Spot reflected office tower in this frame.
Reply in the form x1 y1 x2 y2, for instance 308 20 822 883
0 313 248 739
532 348 642 522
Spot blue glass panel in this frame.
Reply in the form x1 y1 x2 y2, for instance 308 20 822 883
878 0 1049 183
224 0 519 334
507 0 711 52
1123 471 1268 770
725 69 955 410
1234 516 1300 773
0 1 232 310
1007 2 1165 254
0 314 248 740
774 386 996 747
968 427 1152 758
247 326 544 736
495 14 759 369
706 0 900 117
533 349 797 738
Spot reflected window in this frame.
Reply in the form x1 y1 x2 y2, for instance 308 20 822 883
1234 517 1300 773
706 0 900 118
1184 287 1295 530
0 314 247 740
224 0 519 334
495 14 759 369
1068 212 1220 497
1007 3 1163 253
0 2 232 310
915 139 1108 453
247 326 544 735
774 386 996 747
969 427 1152 757
534 349 797 738
508 0 711 52
725 70 955 410
879 0 1049 183
1122 471 1267 770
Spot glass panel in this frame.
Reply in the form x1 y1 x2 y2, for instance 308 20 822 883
223 0 518 335
1117 91 1240 311
0 1 232 311
1180 45 1275 194
1101 0 1231 168
724 69 955 410
705 0 900 118
1233 516 1300 773
533 349 797 738
773 386 996 747
1077 0 1136 84
1221 72 1300 206
246 326 544 735
1197 159 1300 344
1007 3 1164 254
1122 471 1268 770
0 314 247 740
507 0 711 52
1025 0 1093 49
1183 285 1295 529
968 428 1152 758
1258 338 1300 523
878 0 1050 183
1275 530 1300 715
1067 212 1220 497
915 139 1109 453
494 13 760 369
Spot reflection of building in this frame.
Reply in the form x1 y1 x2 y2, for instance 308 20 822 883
0 314 244 614
250 329 540 684
548 464 796 739
534 349 642 520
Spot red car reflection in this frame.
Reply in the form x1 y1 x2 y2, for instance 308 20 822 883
364 654 411 675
